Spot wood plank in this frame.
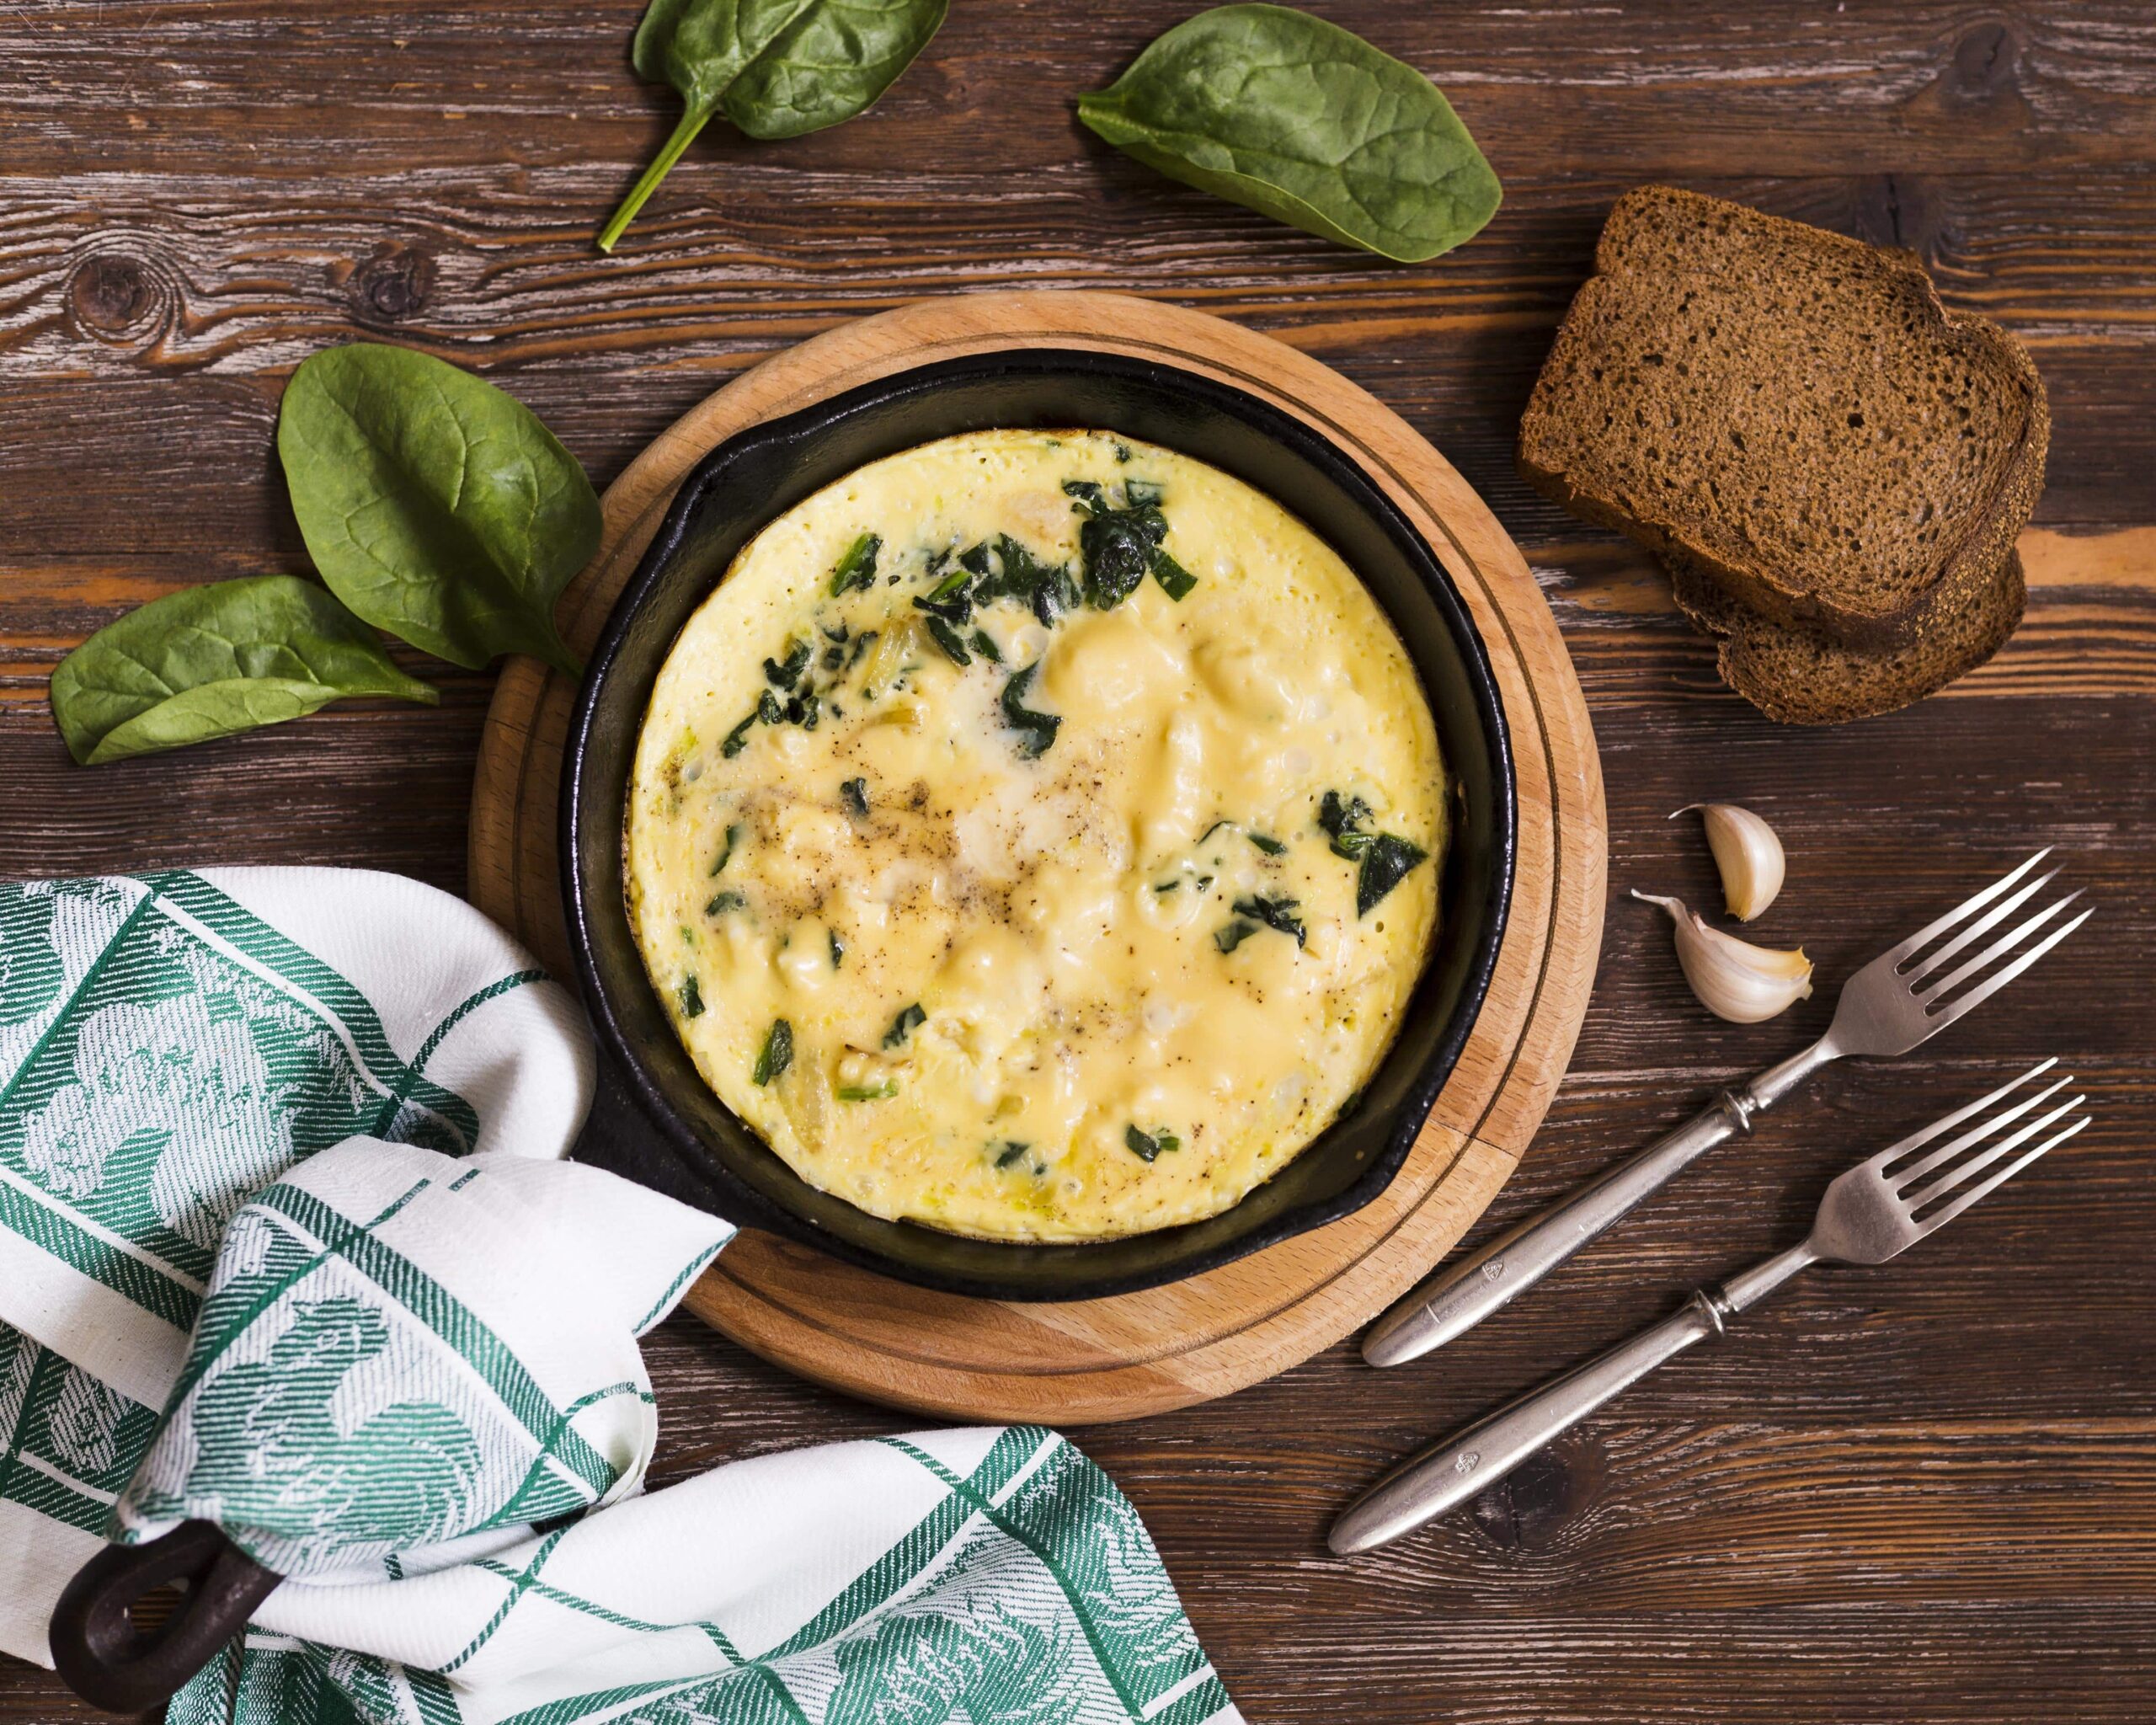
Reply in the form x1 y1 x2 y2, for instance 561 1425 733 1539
0 3 2152 177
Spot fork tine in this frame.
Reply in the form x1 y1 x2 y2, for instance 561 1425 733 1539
1909 1114 2089 1238
1903 1093 2083 1208
1881 849 2052 968
1922 904 2094 1028
1886 1073 2073 1189
1901 866 2063 984
1864 1058 2060 1172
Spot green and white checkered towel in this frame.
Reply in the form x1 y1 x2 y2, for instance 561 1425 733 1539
0 871 1240 1725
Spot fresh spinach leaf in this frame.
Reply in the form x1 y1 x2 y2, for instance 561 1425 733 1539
278 344 600 676
50 575 437 766
999 661 1060 759
1355 832 1429 916
1077 4 1502 264
598 0 949 252
753 1017 793 1085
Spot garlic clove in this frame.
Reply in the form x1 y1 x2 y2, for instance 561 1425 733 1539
1632 889 1812 1024
1673 803 1785 921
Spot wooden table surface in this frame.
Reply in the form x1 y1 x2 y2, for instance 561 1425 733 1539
3 2 2152 1719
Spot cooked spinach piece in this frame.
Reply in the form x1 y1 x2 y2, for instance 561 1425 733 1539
752 1017 793 1086
962 534 1079 628
1079 502 1168 610
1113 441 1133 462
1248 831 1286 856
679 974 705 1017
913 559 976 626
1124 1124 1182 1162
969 628 1002 663
1154 880 1180 894
829 928 845 968
48 575 437 766
923 615 973 666
1076 3 1502 264
1150 548 1198 601
764 636 812 687
846 628 879 668
782 690 820 729
836 1081 897 1102
822 644 845 670
278 344 600 676
1123 478 1165 507
1195 873 1214 891
596 0 949 253
1214 917 1260 954
703 890 745 916
1232 893 1306 948
721 689 782 757
828 531 883 596
998 662 1060 759
823 621 850 643
883 1001 926 1048
993 1140 1033 1171
1355 833 1429 916
840 777 869 817
1062 478 1108 514
1318 789 1374 853
709 822 743 875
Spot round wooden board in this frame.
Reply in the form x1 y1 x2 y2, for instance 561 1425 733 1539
469 291 1606 1424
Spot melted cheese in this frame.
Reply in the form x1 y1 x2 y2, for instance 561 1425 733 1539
627 430 1445 1242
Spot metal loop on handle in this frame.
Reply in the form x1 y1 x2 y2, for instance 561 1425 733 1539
49 1519 281 1715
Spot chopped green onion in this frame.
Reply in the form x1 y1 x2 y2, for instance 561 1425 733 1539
836 1081 897 1102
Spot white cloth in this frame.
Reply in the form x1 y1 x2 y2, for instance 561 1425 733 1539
0 870 1239 1725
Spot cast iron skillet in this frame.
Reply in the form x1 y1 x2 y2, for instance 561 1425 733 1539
563 348 1516 1300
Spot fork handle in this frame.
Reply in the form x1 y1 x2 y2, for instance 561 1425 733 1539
1363 1037 1837 1367
1332 1238 1817 1557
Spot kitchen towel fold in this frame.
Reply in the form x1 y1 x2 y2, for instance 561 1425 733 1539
0 870 1239 1725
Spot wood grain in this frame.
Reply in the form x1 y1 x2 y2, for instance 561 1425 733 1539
4 0 2155 1717
463 288 1607 1423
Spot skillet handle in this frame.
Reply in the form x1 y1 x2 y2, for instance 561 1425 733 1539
50 1520 281 1716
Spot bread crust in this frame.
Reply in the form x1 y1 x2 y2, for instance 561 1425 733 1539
1518 187 2049 653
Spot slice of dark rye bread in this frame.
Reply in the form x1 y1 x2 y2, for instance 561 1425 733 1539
1664 544 2025 724
1518 187 2048 652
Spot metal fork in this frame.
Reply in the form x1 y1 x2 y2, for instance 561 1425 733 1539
1364 850 2089 1367
1332 1061 2090 1553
